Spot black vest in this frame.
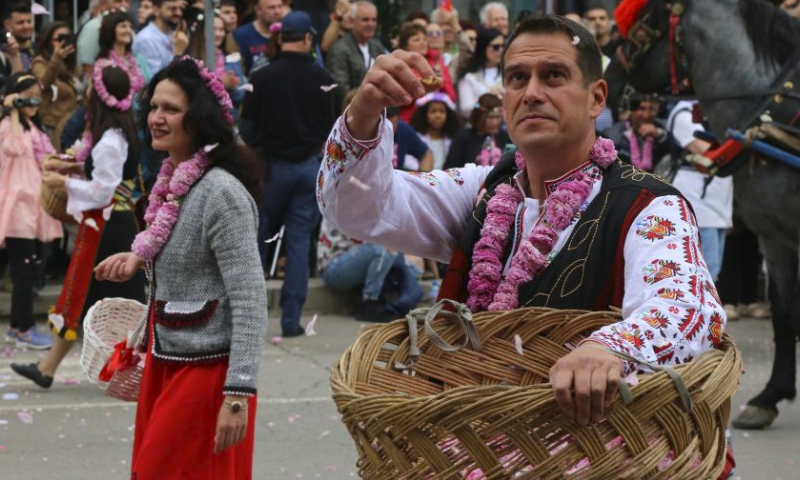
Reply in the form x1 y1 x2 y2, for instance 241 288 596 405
451 152 684 311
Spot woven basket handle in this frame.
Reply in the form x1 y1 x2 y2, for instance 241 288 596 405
608 349 693 413
405 299 483 362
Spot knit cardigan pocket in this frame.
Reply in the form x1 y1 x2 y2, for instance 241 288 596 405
154 299 219 328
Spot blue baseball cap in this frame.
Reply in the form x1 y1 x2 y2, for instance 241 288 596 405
281 11 317 40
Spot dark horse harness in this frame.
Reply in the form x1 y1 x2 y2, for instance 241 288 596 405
616 0 800 176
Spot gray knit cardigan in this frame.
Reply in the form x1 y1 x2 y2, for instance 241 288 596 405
145 168 268 397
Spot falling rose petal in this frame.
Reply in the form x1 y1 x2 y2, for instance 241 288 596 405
3 393 19 401
348 176 372 191
318 430 330 439
267 421 276 429
572 35 580 45
287 414 301 423
240 83 254 92
2 347 12 358
264 232 281 244
320 84 338 92
63 378 79 386
514 334 524 355
271 336 283 346
305 314 318 336
17 412 33 424
203 143 220 153
225 52 241 63
739 404 747 413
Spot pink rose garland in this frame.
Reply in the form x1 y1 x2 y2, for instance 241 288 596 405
467 137 618 312
108 49 145 94
132 152 211 262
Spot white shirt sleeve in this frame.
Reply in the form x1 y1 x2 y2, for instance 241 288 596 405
588 195 726 374
317 116 492 263
65 129 128 217
458 74 484 119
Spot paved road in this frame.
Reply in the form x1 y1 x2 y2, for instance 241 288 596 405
0 314 796 480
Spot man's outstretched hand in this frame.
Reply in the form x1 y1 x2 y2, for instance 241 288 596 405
347 50 441 140
549 341 624 426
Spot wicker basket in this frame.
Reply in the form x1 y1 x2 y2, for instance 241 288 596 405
81 298 148 402
331 301 742 480
40 182 77 224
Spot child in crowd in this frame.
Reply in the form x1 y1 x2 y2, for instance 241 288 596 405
410 92 461 171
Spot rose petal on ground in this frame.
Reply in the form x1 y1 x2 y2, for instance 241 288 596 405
271 336 283 346
305 314 318 336
3 393 19 401
514 334 524 355
17 412 33 424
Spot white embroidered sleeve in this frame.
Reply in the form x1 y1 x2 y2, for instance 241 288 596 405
317 115 492 263
65 129 127 217
587 195 726 375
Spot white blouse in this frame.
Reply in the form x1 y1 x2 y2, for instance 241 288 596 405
457 67 503 118
65 128 128 218
317 116 725 375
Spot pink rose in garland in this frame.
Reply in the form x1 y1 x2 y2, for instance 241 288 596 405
467 137 618 312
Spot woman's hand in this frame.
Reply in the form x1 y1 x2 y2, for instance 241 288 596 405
94 252 145 282
3 93 19 109
52 40 76 63
222 70 239 90
213 395 249 454
43 156 82 174
41 170 66 189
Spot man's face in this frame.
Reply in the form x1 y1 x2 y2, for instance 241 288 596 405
485 7 509 36
219 5 238 30
256 0 283 25
137 0 154 25
502 33 606 155
158 1 184 29
630 101 659 130
585 9 610 37
4 13 34 42
352 3 378 42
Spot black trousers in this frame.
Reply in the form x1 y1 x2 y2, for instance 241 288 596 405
716 226 762 305
5 238 44 332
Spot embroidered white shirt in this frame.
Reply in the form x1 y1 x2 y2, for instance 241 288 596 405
317 117 725 374
65 129 128 217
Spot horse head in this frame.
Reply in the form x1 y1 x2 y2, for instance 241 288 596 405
605 0 685 111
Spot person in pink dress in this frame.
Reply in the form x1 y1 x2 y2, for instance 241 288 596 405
0 72 62 350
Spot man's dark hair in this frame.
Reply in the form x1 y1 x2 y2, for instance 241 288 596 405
2 2 32 22
503 15 602 86
220 0 237 6
583 5 610 16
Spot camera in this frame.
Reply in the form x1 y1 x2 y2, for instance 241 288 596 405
13 97 41 108
56 33 74 46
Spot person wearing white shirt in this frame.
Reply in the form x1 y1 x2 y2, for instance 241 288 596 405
317 16 726 447
457 28 505 119
666 100 733 280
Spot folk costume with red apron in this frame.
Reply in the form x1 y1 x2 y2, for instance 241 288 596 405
47 129 146 341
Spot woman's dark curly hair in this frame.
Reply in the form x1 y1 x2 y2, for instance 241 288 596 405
139 59 263 204
409 99 460 138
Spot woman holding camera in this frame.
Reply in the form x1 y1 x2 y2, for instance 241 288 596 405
31 22 81 149
0 72 62 350
10 63 146 388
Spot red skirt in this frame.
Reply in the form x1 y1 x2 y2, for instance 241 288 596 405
131 318 257 480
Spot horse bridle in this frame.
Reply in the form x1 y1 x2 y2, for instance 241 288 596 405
616 0 691 96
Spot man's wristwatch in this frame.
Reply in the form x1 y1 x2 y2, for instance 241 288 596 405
223 400 247 413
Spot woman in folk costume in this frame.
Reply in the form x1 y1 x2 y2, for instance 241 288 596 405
94 57 267 479
10 62 146 388
96 9 152 93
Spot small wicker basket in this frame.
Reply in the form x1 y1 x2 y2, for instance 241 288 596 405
81 298 148 402
40 182 77 224
331 301 742 480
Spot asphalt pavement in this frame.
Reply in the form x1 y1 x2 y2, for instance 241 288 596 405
0 314 797 480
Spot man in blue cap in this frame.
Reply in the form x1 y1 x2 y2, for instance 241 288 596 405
241 10 338 337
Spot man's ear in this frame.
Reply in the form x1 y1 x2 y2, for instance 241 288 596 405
588 78 608 120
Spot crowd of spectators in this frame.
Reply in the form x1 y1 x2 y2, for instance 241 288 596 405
0 0 776 338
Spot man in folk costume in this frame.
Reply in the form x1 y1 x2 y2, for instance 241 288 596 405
317 16 734 476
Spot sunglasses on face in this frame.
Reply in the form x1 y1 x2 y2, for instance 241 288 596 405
488 44 504 51
427 30 443 37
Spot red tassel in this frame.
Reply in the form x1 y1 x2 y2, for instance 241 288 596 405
614 0 650 38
